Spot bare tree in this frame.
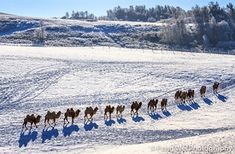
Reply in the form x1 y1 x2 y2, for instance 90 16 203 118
33 20 46 46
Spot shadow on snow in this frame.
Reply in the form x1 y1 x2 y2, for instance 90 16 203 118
18 130 38 147
132 115 145 122
203 97 213 105
177 104 193 111
41 127 59 143
63 124 79 137
104 119 115 126
149 113 162 120
162 110 172 117
189 102 200 110
117 117 127 124
216 93 228 102
84 121 99 131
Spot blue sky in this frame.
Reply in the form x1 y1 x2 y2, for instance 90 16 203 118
0 0 233 18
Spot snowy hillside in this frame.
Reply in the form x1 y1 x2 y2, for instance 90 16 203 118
0 46 234 153
0 13 161 48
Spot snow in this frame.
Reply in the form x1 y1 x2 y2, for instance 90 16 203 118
0 13 166 27
0 14 162 48
0 45 234 153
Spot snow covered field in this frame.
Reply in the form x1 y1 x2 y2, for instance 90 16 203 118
0 45 234 153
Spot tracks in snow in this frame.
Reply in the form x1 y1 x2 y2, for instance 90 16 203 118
0 58 72 111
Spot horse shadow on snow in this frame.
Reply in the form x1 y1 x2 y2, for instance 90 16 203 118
18 130 38 147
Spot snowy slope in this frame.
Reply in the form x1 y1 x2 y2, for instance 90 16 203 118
0 46 234 154
0 14 161 48
92 87 235 154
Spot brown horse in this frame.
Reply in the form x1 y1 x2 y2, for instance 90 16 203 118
148 99 158 114
44 111 61 127
64 108 80 125
131 101 142 117
161 98 167 111
116 105 125 118
84 107 98 124
213 82 220 93
200 86 207 97
104 105 115 120
22 114 41 130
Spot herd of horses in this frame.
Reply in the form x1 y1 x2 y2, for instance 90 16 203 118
22 82 220 131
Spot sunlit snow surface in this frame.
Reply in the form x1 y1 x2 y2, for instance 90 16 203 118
0 46 234 153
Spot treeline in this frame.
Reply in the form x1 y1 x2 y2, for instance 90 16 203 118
105 5 185 21
61 11 96 20
160 2 235 48
192 2 235 47
62 5 185 22
61 2 235 48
